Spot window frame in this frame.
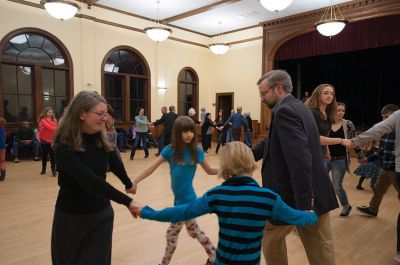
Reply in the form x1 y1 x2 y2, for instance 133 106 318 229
0 27 73 126
177 67 199 116
101 46 151 125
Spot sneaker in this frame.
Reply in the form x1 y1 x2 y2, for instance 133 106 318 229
13 157 19 163
394 253 400 263
357 206 377 217
356 185 364 190
340 205 352 217
34 156 40 161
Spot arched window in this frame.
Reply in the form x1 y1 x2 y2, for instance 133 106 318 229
0 28 72 123
102 46 150 123
177 67 198 116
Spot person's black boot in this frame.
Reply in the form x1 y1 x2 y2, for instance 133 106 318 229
356 176 365 190
51 168 57 177
130 150 135 160
0 170 5 181
40 168 46 175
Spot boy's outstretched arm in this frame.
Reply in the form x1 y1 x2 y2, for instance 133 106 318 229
272 195 318 226
140 195 211 223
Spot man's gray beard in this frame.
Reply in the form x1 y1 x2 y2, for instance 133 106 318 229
265 102 275 110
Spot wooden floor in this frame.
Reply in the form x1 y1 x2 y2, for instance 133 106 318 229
0 145 398 265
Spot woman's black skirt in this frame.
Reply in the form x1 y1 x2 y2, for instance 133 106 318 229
51 206 114 265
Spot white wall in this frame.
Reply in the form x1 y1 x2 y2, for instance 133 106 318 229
210 40 263 120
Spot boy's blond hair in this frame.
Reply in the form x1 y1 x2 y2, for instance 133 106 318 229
218 141 257 180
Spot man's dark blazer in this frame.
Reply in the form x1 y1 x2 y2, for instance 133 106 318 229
153 112 178 146
252 95 338 218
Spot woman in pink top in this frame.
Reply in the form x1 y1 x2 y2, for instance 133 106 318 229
38 107 58 176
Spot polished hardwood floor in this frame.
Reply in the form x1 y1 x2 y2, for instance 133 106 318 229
0 146 398 265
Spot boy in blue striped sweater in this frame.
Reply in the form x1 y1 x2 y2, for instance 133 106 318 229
131 142 317 265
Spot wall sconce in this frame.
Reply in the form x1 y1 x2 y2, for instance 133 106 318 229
157 80 167 92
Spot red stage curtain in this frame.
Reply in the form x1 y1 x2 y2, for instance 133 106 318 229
275 14 400 61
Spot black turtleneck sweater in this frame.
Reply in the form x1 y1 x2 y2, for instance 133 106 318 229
54 133 133 214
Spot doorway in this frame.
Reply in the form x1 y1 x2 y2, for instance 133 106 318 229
215 92 234 119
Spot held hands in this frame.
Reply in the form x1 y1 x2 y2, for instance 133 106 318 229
128 200 144 218
341 139 354 149
125 182 137 194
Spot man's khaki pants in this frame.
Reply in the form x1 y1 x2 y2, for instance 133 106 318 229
263 212 335 265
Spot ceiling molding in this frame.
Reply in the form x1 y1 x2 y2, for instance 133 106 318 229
166 24 210 38
164 0 240 23
95 3 154 22
211 23 261 37
8 0 41 9
6 0 263 48
95 3 210 37
227 36 263 45
76 14 144 33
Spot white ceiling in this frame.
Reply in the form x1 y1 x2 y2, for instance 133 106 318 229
96 0 353 36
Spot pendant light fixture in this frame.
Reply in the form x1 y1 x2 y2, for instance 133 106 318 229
40 0 80 21
259 0 293 12
209 22 230 55
144 0 172 42
315 0 348 37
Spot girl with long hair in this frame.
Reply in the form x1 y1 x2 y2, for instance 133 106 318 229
38 107 57 176
305 84 350 163
133 116 217 265
325 102 356 217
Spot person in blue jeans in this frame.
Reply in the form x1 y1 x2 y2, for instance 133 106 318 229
130 141 318 265
326 102 356 217
130 107 151 160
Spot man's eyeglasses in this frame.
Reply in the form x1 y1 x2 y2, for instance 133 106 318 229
259 85 276 97
89 111 109 118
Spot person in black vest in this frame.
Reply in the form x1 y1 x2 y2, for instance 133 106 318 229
152 105 178 148
252 70 338 265
153 106 167 156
